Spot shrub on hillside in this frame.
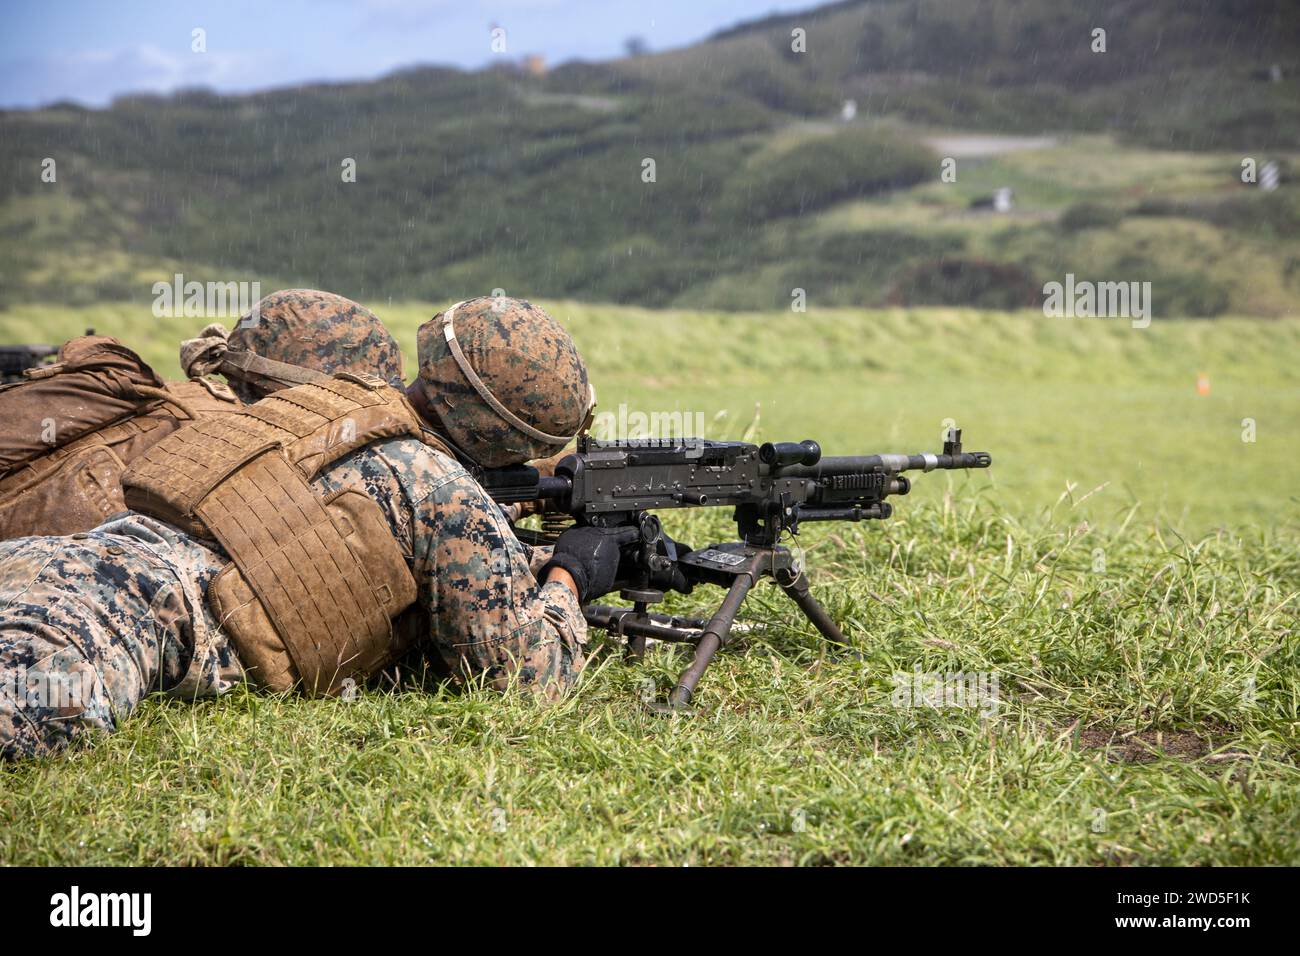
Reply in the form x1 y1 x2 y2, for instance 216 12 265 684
889 258 1040 310
1060 201 1126 232
728 62 837 115
1134 189 1300 240
1149 271 1232 318
723 128 934 220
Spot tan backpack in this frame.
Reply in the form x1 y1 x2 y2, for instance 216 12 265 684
0 335 240 539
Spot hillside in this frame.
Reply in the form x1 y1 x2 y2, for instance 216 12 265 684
0 0 1297 314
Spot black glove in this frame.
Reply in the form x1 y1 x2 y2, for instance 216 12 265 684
541 525 641 603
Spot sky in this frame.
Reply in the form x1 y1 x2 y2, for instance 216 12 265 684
0 0 818 109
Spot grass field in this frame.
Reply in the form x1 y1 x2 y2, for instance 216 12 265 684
1 301 1298 864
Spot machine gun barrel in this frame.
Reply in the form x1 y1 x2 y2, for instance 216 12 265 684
774 449 991 479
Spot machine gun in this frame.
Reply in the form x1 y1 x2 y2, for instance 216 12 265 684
0 345 59 384
484 428 991 712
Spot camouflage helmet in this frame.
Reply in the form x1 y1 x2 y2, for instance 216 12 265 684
413 296 592 468
222 289 404 402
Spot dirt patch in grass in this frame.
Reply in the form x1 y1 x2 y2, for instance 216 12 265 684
1074 724 1240 764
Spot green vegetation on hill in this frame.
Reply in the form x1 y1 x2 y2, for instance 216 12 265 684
0 0 1297 315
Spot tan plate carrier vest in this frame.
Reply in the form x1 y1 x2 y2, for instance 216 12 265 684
123 372 427 696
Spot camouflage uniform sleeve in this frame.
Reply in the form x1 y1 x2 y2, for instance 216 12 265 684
526 543 554 579
413 471 588 700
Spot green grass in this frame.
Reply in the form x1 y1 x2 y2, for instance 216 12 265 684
1 503 1295 865
1 301 1297 864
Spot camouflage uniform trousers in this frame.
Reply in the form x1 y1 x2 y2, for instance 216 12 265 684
0 514 240 760
0 437 589 759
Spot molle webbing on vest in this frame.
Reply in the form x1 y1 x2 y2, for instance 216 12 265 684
123 372 421 520
121 372 426 695
198 452 407 694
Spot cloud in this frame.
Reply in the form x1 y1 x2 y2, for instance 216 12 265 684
0 43 271 108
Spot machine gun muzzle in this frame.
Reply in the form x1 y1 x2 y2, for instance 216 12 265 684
768 428 991 479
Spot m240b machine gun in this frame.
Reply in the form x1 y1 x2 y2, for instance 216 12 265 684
484 429 992 712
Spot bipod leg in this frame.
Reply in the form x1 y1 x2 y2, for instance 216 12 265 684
776 569 847 646
648 569 756 715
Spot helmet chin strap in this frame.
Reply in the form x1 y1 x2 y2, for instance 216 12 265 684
220 349 327 391
577 382 597 436
440 301 592 447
